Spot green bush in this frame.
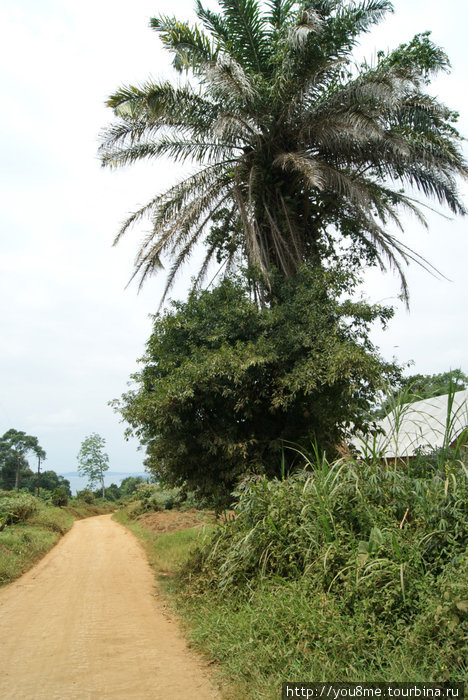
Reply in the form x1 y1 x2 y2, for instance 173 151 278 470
150 487 180 511
0 493 39 523
123 484 184 519
51 487 68 507
31 505 74 534
187 449 467 620
114 269 399 507
176 489 210 511
174 448 467 688
76 488 94 504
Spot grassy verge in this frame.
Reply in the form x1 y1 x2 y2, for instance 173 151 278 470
114 449 467 699
112 509 215 573
171 453 467 697
168 570 467 698
0 496 113 587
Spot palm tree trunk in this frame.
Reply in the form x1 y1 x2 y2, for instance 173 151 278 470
15 457 21 490
37 454 42 497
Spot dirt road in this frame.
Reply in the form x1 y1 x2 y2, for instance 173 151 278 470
0 515 220 700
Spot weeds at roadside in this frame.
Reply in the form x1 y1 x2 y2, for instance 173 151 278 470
170 409 467 695
113 509 215 574
112 391 468 697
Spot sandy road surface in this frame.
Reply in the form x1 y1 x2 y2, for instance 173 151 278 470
0 515 220 700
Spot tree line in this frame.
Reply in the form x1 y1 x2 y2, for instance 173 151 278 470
0 430 135 501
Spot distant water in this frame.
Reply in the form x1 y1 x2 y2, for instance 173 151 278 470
58 471 149 495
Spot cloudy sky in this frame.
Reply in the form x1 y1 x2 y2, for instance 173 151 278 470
1 0 467 480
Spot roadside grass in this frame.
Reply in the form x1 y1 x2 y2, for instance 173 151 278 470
113 509 216 573
117 447 467 698
168 564 467 699
0 493 113 587
169 444 467 697
110 388 467 699
0 523 60 587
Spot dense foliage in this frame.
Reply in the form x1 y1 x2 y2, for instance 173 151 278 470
51 488 69 507
177 445 467 684
0 429 46 491
194 454 467 594
101 0 467 301
0 468 71 497
114 267 399 505
0 492 39 524
121 482 205 519
0 435 71 498
97 476 148 502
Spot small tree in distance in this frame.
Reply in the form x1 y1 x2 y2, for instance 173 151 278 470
77 433 109 498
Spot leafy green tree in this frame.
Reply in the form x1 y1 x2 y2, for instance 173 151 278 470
77 434 109 498
100 0 466 302
76 488 95 504
113 266 400 506
119 476 145 498
51 487 68 507
0 454 34 491
0 430 46 490
102 483 121 501
22 470 72 498
400 369 468 400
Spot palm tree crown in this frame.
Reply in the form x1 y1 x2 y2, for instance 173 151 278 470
100 0 467 301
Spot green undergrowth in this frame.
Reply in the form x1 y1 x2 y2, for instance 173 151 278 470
145 451 466 698
0 492 113 586
112 444 467 698
170 564 467 699
120 482 210 519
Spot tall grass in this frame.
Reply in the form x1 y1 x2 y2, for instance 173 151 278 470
168 393 467 695
189 452 466 608
359 380 468 464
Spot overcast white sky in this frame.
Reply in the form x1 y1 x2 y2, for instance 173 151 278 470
1 0 467 479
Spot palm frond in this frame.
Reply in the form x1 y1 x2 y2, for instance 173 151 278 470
150 16 218 71
266 0 296 30
159 194 233 303
205 54 260 106
274 152 326 190
212 112 259 141
101 0 467 299
266 0 295 33
114 163 232 246
217 0 270 73
105 81 219 135
287 8 324 48
338 0 393 35
195 1 231 44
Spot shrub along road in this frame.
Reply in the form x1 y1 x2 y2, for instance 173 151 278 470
0 514 219 699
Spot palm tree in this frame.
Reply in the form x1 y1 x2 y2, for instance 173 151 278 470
99 0 467 302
